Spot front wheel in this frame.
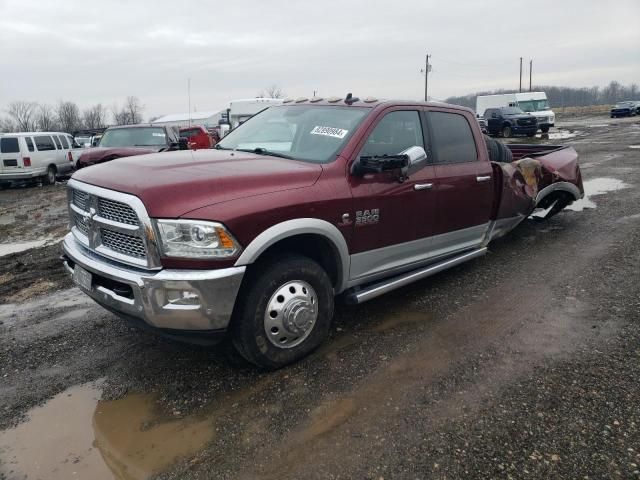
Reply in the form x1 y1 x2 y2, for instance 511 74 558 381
540 125 550 133
502 125 512 138
231 254 334 369
42 166 56 185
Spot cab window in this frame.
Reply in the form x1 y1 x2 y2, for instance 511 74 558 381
52 135 63 149
428 111 478 164
0 137 19 153
25 137 35 152
360 111 424 158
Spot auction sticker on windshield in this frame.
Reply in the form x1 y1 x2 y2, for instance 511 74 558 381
310 126 348 139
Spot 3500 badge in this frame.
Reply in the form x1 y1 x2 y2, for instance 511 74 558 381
355 209 380 225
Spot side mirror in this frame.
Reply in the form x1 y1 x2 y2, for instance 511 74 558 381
399 146 427 165
353 153 409 176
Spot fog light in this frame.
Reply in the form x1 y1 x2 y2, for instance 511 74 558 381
166 290 200 306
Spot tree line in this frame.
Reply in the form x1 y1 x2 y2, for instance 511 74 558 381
444 80 639 110
0 96 144 134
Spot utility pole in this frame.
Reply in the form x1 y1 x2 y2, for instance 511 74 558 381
424 54 431 101
519 57 523 93
188 78 192 127
529 59 533 92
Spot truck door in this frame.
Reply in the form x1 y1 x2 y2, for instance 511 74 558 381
347 108 437 282
0 136 23 176
426 110 494 257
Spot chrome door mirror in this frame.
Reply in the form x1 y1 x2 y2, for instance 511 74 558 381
399 146 427 165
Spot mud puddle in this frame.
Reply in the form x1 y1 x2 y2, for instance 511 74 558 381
538 129 580 140
0 381 215 480
629 145 640 149
0 237 62 257
566 177 631 211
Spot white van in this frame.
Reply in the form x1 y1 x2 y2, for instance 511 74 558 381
476 92 555 133
0 132 76 185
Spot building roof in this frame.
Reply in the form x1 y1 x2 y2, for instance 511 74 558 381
152 110 222 123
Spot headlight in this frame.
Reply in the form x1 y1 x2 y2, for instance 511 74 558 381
155 220 241 258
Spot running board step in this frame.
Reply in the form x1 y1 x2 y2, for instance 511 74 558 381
344 247 487 305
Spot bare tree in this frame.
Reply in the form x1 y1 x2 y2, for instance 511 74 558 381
0 116 16 133
112 97 144 125
36 104 58 131
6 101 38 131
82 103 107 129
258 84 285 99
56 101 81 133
125 96 144 124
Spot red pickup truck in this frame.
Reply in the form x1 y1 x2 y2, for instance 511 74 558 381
62 96 583 368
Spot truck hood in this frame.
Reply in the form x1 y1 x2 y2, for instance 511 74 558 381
78 146 162 165
72 149 323 218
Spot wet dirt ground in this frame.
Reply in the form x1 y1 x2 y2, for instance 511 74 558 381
0 115 639 479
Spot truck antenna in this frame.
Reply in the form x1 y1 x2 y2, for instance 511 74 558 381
345 93 359 105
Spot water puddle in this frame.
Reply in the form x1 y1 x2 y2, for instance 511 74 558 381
589 124 610 128
0 382 215 480
629 145 640 149
538 130 580 140
0 237 62 257
566 177 631 212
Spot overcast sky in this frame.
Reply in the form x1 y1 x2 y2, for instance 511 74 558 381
1 0 638 119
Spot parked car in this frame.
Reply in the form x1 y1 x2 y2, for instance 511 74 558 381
62 97 583 368
610 101 638 118
179 125 214 149
76 124 188 168
476 92 555 133
484 107 538 138
0 132 76 186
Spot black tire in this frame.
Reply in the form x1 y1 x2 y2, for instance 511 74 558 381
484 135 513 163
231 254 334 369
541 125 550 133
502 125 512 138
42 165 56 185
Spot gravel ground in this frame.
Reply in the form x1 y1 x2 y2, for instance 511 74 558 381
0 115 639 479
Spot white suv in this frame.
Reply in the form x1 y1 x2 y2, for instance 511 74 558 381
0 132 76 186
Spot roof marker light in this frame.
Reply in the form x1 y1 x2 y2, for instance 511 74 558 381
363 96 378 103
310 97 323 103
282 98 295 103
295 97 308 103
327 97 342 103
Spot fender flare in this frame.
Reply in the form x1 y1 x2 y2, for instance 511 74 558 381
535 181 582 206
234 218 350 293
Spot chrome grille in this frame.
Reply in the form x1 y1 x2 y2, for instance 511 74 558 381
75 213 90 236
98 198 139 226
101 229 146 258
73 190 89 211
67 181 160 269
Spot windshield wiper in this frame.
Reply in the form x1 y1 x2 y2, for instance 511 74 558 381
235 147 293 159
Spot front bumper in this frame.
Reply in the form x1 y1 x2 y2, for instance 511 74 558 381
512 125 538 135
62 233 246 332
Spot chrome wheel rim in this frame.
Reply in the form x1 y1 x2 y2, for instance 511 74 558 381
264 280 318 348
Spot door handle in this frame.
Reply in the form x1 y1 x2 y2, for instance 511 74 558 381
414 183 433 191
476 176 491 183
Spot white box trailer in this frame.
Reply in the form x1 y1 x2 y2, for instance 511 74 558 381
227 98 284 129
476 92 555 132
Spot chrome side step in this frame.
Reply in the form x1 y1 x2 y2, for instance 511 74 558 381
344 247 487 305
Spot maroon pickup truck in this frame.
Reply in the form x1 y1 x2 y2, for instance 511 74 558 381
62 96 583 368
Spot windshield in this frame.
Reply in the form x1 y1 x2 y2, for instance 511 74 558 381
217 105 369 163
75 136 91 146
502 107 525 115
99 127 168 148
517 99 550 112
616 102 634 107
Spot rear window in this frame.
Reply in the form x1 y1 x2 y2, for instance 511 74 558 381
0 137 20 153
429 112 478 164
180 128 201 137
25 137 35 152
53 135 63 149
60 135 70 149
34 135 56 151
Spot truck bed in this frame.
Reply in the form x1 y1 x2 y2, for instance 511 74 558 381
506 144 567 161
